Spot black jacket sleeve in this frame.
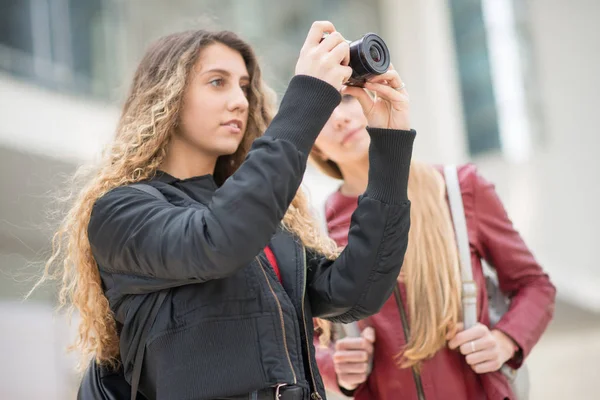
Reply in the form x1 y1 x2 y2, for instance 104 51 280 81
306 128 415 322
88 76 341 281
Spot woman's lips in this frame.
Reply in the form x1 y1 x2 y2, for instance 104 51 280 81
221 124 242 134
221 119 243 134
341 128 363 145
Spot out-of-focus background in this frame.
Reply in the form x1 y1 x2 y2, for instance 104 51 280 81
0 0 598 399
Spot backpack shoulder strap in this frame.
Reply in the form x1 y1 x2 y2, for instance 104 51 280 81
129 290 167 399
443 165 478 329
128 183 168 202
126 183 168 400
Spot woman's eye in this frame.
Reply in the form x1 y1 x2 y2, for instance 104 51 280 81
209 78 224 87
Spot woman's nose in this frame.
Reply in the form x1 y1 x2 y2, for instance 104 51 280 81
332 110 350 129
229 88 249 112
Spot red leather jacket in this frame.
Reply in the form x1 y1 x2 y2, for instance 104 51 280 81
314 164 556 400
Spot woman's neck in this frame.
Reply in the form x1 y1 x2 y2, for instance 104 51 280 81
337 155 370 197
160 137 217 180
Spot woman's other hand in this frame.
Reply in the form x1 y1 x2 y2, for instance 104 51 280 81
448 323 518 374
342 65 410 130
333 327 376 390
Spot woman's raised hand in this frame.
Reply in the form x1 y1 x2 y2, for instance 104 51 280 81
295 21 353 91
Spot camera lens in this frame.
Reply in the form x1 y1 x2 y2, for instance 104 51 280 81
369 45 382 63
347 33 391 87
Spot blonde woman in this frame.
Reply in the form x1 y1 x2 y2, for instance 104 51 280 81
32 22 416 400
311 93 555 400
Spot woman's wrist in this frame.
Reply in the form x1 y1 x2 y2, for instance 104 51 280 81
265 75 341 154
365 128 415 204
492 329 519 362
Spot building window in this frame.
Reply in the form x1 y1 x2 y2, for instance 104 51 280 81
448 0 502 157
0 0 382 101
0 0 108 99
449 0 536 161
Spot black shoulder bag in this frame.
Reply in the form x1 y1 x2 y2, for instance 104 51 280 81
77 184 169 400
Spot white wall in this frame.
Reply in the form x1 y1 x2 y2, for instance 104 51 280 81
377 0 469 164
0 73 118 163
0 301 80 400
516 0 600 308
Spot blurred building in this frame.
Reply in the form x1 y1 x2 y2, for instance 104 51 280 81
0 0 598 399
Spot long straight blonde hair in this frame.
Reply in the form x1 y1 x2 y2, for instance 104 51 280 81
30 29 338 368
311 155 462 369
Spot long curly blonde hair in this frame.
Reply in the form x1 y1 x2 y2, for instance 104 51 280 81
311 156 462 370
30 29 338 368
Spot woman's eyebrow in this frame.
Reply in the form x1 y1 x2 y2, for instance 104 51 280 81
200 68 250 81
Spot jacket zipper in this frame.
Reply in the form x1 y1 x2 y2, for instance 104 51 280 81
394 286 426 400
256 256 298 385
300 247 323 400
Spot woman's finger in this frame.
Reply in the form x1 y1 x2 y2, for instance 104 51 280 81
333 350 370 363
367 70 403 90
338 373 368 386
334 361 370 374
336 337 371 351
461 334 496 355
364 82 405 104
472 359 503 374
465 349 496 366
446 323 464 341
326 40 351 67
448 323 488 350
319 32 347 54
361 327 376 344
341 86 374 115
302 21 336 50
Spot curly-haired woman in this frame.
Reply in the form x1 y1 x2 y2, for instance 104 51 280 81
33 21 416 400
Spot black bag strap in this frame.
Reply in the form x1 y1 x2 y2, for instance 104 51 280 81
129 183 170 204
393 285 426 400
129 290 167 399
127 184 170 400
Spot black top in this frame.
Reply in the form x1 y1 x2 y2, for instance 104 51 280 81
88 75 416 399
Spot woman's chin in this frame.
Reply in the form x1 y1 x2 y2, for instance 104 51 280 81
215 143 243 157
343 140 369 158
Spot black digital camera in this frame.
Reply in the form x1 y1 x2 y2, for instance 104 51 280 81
320 32 391 87
346 33 391 87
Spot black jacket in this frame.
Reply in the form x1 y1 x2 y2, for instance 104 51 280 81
88 76 415 400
